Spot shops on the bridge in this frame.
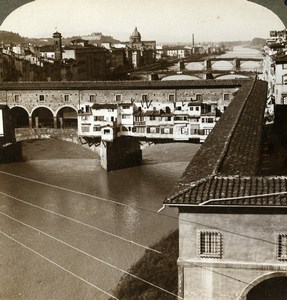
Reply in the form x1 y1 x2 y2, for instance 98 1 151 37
0 79 243 143
77 97 220 143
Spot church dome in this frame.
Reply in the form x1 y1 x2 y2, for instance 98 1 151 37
130 27 141 43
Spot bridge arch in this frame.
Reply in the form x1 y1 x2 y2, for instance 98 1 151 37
10 106 30 128
161 74 201 80
31 106 54 128
185 62 205 70
211 60 233 70
238 272 287 300
214 74 250 79
240 60 262 71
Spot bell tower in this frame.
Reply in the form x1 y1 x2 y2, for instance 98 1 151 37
53 31 62 61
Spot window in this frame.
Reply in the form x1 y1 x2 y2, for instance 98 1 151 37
190 118 199 122
161 128 172 134
122 105 130 110
14 95 20 102
142 94 148 101
278 234 287 260
90 94 95 102
283 63 287 69
81 126 90 133
136 127 145 133
196 107 199 111
181 127 188 134
147 127 160 133
85 105 91 113
282 95 287 105
150 116 156 120
223 93 230 101
115 94 122 102
168 94 175 102
134 116 144 122
104 129 110 134
39 95 45 102
196 94 203 101
93 126 101 131
94 116 104 121
198 231 222 258
64 95 69 102
122 115 131 119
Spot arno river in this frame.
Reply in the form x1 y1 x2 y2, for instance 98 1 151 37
0 46 263 299
0 140 199 300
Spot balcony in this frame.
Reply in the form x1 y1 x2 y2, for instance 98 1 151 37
134 121 146 126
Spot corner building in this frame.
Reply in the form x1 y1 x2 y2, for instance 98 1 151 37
163 78 287 299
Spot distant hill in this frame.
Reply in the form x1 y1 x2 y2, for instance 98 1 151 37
0 30 26 44
251 37 266 47
0 30 121 46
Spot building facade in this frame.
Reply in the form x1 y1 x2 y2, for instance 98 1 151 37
0 80 245 142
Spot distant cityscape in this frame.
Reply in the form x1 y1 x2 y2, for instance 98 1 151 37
0 27 260 83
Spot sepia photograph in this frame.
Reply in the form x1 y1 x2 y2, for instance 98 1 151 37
0 0 287 299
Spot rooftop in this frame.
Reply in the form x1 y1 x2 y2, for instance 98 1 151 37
0 79 248 91
163 78 287 207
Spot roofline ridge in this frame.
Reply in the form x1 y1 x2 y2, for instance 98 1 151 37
165 175 216 202
214 77 258 176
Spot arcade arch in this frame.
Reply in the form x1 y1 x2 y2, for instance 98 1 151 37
56 106 78 129
31 107 54 128
239 272 287 300
10 106 29 128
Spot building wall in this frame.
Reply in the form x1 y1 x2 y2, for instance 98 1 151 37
0 49 3 82
275 63 287 104
0 83 240 140
178 211 287 300
0 85 237 111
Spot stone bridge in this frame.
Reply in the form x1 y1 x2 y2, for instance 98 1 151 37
182 57 263 70
15 128 79 143
130 57 263 80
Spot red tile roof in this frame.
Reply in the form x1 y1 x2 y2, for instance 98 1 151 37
164 78 281 207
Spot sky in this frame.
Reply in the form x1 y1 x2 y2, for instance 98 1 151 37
0 0 285 43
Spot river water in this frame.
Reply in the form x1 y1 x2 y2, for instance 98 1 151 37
0 140 199 299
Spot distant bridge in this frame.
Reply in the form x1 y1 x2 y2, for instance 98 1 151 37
182 57 263 74
130 57 263 80
130 69 260 80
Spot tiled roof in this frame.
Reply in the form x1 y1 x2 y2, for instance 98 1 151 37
0 79 248 91
165 78 276 207
168 176 287 207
